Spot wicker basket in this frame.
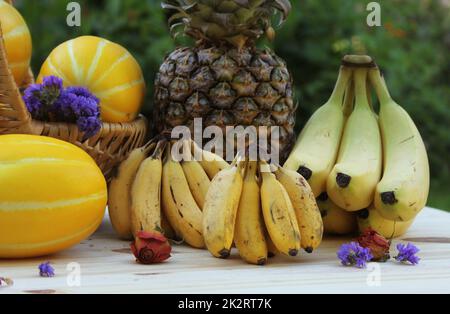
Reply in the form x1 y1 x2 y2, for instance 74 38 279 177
0 0 148 180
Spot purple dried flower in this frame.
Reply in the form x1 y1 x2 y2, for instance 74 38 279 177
23 83 44 116
23 75 63 120
66 86 98 100
337 242 373 269
22 76 102 138
77 115 102 139
38 262 55 278
59 86 101 138
42 75 63 91
395 243 420 265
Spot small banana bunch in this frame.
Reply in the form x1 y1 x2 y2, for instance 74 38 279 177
203 158 323 265
285 55 429 239
108 137 229 247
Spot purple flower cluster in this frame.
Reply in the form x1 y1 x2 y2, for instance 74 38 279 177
395 243 420 265
38 262 55 278
23 76 101 138
338 239 421 269
337 242 373 269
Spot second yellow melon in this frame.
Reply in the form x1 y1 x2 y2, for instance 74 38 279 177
0 0 32 86
37 36 145 123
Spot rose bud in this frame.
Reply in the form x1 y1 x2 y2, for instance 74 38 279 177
130 231 172 264
357 228 391 262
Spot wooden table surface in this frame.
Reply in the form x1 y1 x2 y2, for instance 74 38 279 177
1 207 450 294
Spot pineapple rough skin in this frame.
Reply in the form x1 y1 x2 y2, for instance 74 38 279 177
154 0 296 162
154 46 296 162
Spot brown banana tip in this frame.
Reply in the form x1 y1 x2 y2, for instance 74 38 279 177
357 209 370 219
381 191 398 205
304 247 314 254
218 249 231 259
336 173 352 188
268 252 276 258
288 249 299 257
317 192 329 202
257 258 268 266
298 166 313 180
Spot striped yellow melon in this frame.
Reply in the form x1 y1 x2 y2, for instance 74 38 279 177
37 36 145 123
0 135 107 258
0 0 32 86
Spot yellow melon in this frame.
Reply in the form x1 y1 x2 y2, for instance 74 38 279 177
0 134 107 258
37 36 145 123
0 0 32 86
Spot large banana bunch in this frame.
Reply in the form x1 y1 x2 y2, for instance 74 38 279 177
285 55 429 238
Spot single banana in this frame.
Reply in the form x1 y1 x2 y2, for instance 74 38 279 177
260 163 301 257
130 140 166 237
234 161 268 265
203 157 245 258
181 159 211 209
275 167 323 253
317 193 357 235
327 68 382 211
369 68 430 222
284 67 352 197
357 205 414 238
162 146 205 249
108 142 154 239
191 140 230 180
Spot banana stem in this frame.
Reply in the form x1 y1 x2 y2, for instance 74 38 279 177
368 68 392 105
245 161 258 180
328 66 352 106
151 139 167 160
143 138 158 156
354 68 370 111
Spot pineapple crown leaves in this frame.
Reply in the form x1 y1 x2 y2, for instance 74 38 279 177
162 0 292 49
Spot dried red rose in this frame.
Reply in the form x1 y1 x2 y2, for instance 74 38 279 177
357 228 391 262
130 231 172 264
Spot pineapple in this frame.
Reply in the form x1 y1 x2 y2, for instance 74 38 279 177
154 0 296 161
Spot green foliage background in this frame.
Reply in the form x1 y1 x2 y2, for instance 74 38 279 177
14 0 450 210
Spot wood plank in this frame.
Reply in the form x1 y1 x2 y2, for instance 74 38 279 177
1 208 450 294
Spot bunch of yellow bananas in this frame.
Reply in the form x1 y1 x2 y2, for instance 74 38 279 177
108 138 228 249
203 159 323 265
285 55 429 238
108 136 324 265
